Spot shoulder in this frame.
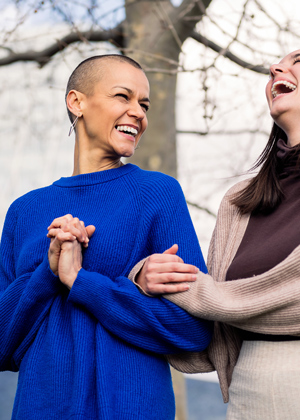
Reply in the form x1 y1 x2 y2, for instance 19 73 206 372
223 178 251 199
213 178 252 225
128 166 187 215
219 179 251 209
207 179 251 274
5 184 55 221
133 166 183 197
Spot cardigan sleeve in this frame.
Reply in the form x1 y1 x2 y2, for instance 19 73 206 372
0 204 60 372
164 249 300 335
164 182 300 336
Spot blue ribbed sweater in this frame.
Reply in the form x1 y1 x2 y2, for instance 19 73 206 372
0 164 212 420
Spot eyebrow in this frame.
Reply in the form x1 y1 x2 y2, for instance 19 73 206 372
291 53 300 61
113 86 150 103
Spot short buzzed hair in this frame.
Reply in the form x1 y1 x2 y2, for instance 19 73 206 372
65 54 144 123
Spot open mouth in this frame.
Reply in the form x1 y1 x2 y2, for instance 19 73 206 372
116 125 138 137
271 80 296 98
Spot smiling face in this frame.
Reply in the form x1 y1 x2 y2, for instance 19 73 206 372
76 60 150 162
266 50 300 143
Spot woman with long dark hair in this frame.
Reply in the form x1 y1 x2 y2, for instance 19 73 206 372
129 49 300 419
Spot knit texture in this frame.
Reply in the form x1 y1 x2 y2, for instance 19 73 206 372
227 139 300 280
130 179 300 403
0 163 212 420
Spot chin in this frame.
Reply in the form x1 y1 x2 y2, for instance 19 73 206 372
120 150 135 159
270 107 287 124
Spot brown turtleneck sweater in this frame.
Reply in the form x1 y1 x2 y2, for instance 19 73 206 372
227 139 300 280
227 139 300 340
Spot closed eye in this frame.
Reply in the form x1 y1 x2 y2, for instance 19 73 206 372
116 93 128 100
141 103 149 112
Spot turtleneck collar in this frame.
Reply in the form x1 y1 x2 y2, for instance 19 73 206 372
277 138 300 158
277 139 300 178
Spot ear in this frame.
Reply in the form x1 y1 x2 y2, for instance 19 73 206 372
66 90 85 118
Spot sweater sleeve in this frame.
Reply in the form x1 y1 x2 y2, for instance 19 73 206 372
68 178 212 354
68 269 212 354
0 205 60 372
143 176 208 273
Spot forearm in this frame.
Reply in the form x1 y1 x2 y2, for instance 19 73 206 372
68 268 212 354
165 249 300 335
0 256 60 370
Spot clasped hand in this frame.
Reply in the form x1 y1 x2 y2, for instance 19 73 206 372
47 214 95 289
47 216 198 294
136 244 199 295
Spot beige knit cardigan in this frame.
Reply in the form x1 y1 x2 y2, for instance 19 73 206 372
129 180 300 403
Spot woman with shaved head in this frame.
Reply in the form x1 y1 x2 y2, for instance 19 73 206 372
129 49 300 419
0 55 212 420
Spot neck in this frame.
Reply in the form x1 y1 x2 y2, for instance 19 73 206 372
286 132 300 148
276 119 300 147
72 136 123 176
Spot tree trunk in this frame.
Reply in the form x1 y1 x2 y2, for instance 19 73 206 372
123 0 213 177
132 66 178 178
171 367 188 420
124 0 180 178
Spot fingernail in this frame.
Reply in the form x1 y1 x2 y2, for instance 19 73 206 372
192 275 197 280
194 267 199 273
184 285 190 290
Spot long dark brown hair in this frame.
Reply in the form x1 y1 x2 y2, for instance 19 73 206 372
231 123 289 215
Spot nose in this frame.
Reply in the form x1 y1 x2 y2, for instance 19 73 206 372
127 102 145 121
269 63 288 78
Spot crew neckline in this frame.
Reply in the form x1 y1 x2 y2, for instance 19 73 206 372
53 163 138 188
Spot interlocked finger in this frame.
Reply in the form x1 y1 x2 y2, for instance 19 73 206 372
47 214 89 246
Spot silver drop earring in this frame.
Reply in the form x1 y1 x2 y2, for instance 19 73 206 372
68 115 79 137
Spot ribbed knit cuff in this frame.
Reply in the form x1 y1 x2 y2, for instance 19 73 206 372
128 257 154 297
25 255 61 302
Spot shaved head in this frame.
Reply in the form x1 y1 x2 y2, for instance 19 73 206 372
66 55 144 123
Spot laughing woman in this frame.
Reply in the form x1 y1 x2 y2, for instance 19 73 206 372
0 55 212 420
130 49 300 420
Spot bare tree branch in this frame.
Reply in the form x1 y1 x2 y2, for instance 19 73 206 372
191 31 269 74
186 200 216 217
176 0 212 21
0 5 270 78
177 129 269 136
172 0 213 44
196 7 280 61
0 26 124 67
156 2 183 49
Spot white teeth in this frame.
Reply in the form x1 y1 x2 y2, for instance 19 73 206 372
116 125 138 136
271 80 296 98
